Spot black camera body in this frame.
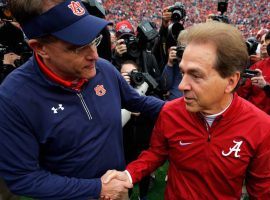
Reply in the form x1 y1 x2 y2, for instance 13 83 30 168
211 15 229 23
176 45 185 59
128 70 158 89
137 21 159 43
119 34 140 58
242 69 259 78
119 21 159 58
82 0 106 18
0 21 32 67
210 0 229 24
167 2 186 42
246 37 259 56
168 2 186 23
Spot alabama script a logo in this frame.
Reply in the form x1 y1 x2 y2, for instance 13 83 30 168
68 1 85 16
222 140 243 158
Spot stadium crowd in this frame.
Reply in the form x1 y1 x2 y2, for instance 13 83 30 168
103 0 270 39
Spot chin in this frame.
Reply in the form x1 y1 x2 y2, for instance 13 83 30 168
185 104 200 113
83 69 96 79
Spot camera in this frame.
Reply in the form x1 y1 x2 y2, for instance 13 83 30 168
167 2 186 41
137 21 159 44
128 70 144 86
176 45 185 59
119 34 140 58
119 21 159 58
0 21 32 67
0 15 32 82
245 37 259 56
210 0 229 23
242 69 259 78
82 0 106 18
128 70 158 89
210 15 229 23
168 2 186 23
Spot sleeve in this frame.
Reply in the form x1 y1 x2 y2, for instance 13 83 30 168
160 64 174 91
246 130 270 199
0 97 101 200
118 70 165 120
126 111 168 183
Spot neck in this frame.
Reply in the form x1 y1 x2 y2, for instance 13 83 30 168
42 58 77 82
202 94 233 116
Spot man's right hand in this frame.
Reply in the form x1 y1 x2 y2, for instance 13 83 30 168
100 170 133 200
3 52 21 67
167 46 177 66
115 39 127 57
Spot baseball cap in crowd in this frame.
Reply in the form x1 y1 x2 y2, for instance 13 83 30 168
21 0 111 46
115 20 135 38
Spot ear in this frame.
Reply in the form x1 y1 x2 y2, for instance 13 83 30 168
28 39 49 59
225 71 241 93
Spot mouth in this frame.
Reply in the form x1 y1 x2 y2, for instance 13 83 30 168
184 96 195 104
85 62 96 68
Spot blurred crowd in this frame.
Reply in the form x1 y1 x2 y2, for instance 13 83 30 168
103 0 270 39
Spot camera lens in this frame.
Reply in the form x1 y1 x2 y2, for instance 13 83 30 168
171 10 182 23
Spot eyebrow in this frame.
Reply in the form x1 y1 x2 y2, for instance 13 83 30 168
179 66 205 75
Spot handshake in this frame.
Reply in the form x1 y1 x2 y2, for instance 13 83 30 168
100 170 133 200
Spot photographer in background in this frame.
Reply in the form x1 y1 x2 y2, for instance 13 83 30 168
237 31 270 114
113 20 163 200
112 19 162 98
152 2 185 72
0 1 32 83
0 51 20 83
160 30 187 100
112 20 135 69
120 60 154 200
245 29 269 66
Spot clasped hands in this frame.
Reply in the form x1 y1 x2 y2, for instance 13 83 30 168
100 170 133 200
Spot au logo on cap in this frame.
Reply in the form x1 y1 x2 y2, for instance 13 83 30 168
68 1 85 16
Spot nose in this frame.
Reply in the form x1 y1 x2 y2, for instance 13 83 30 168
178 75 191 92
85 45 99 60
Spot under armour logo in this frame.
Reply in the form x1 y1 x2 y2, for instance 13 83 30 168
222 140 243 158
51 104 64 114
68 1 85 16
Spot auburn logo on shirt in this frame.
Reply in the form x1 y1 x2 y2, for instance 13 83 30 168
68 1 85 16
94 85 106 96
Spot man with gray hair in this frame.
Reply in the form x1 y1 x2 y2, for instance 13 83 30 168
103 22 270 199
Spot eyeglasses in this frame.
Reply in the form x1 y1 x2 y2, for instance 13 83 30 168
44 34 103 55
72 34 103 54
